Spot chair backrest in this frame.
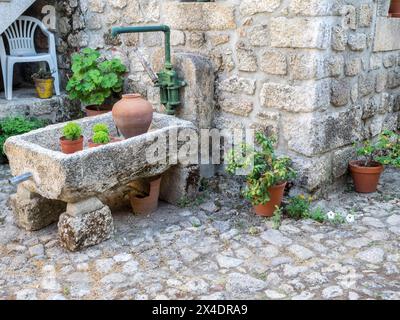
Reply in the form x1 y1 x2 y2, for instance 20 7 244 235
3 16 43 56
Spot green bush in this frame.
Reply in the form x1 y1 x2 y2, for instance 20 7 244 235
66 48 127 107
226 132 296 205
0 116 46 156
92 131 110 144
62 122 82 141
93 123 109 135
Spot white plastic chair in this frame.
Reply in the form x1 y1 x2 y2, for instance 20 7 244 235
0 15 60 100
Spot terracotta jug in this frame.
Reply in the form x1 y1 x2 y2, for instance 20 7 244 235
112 94 153 138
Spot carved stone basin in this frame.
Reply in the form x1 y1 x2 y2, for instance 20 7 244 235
5 112 195 202
4 112 196 251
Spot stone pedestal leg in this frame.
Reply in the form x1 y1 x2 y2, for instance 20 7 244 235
159 164 200 205
58 197 114 252
9 185 66 231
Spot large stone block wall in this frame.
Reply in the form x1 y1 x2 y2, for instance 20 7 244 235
55 0 400 193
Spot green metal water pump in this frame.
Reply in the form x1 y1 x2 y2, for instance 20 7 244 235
111 25 186 115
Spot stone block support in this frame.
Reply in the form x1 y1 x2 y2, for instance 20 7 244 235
9 185 66 231
58 197 114 252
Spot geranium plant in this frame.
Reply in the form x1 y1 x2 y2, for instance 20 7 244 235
355 130 400 167
226 132 296 216
66 48 127 111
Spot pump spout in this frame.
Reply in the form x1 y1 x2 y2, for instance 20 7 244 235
8 172 33 185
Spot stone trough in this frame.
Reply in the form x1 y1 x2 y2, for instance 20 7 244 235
4 112 196 251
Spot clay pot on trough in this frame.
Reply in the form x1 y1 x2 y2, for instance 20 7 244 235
112 94 153 138
130 176 162 215
84 105 113 117
389 0 400 17
88 137 122 148
253 182 287 217
349 160 384 193
60 136 84 154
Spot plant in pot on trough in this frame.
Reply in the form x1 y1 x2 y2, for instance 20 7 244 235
226 132 296 217
60 122 83 154
88 123 121 148
349 130 400 193
66 48 127 117
31 69 54 99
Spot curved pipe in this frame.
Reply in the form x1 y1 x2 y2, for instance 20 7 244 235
8 172 33 186
111 25 171 66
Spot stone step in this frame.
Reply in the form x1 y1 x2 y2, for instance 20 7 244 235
0 87 73 123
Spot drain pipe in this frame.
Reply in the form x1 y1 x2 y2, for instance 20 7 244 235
8 173 33 186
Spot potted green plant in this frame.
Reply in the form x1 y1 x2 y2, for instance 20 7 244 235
60 122 83 154
66 48 127 117
31 69 54 99
226 132 296 217
88 123 121 148
349 130 399 193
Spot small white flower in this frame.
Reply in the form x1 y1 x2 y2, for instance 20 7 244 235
327 211 336 220
346 214 355 223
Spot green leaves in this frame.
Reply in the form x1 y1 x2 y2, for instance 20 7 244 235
91 123 110 144
92 131 110 144
226 132 296 206
356 130 400 167
62 123 82 141
67 48 127 106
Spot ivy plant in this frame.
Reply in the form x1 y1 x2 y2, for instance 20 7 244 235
66 48 127 109
226 132 296 205
355 130 400 167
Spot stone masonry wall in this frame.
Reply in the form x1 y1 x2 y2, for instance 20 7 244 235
56 0 400 193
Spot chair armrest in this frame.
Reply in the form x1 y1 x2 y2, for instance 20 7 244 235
0 35 7 62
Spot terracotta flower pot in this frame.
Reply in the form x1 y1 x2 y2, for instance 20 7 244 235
130 176 162 215
389 0 400 16
88 137 122 148
112 94 153 138
85 105 113 117
349 160 384 193
60 136 84 154
34 78 54 99
253 182 287 217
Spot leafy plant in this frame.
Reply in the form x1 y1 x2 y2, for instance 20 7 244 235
272 206 282 230
355 130 400 167
226 132 296 205
286 194 312 219
0 117 46 156
31 68 54 80
92 131 110 144
66 48 127 108
62 122 82 141
93 123 109 135
284 195 351 225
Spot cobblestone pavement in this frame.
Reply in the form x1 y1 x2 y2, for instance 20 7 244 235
0 164 399 300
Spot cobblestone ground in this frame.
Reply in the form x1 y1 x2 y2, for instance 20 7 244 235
0 164 399 300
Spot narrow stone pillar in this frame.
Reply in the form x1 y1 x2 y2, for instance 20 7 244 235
58 197 114 252
159 53 215 204
9 185 66 231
